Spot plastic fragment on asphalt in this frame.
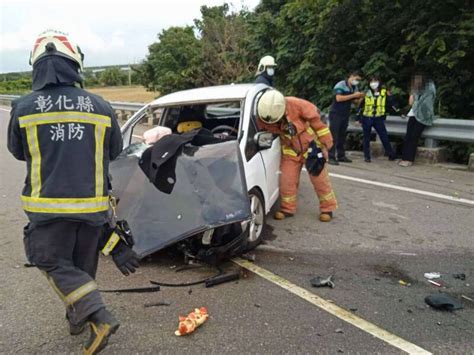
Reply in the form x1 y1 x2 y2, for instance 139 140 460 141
310 275 335 288
205 271 240 288
398 280 411 287
424 272 441 280
144 301 171 308
425 294 463 311
453 273 466 280
241 253 256 262
427 280 442 287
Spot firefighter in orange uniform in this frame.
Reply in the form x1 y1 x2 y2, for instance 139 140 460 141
257 90 337 222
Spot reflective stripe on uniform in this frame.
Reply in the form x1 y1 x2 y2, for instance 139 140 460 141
64 281 98 306
44 272 66 302
316 127 330 137
320 190 336 202
95 124 106 197
26 125 42 197
19 111 110 205
281 194 297 202
21 195 109 213
282 147 298 157
18 111 111 128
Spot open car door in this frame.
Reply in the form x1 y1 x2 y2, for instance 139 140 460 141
109 140 251 258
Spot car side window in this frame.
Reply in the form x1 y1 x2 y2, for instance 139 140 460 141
245 119 259 161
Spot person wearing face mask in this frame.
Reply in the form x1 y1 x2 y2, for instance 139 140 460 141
399 73 437 167
328 72 365 165
255 55 277 87
357 76 397 162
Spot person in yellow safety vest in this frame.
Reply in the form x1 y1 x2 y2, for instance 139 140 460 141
256 90 338 222
356 76 397 162
7 30 137 354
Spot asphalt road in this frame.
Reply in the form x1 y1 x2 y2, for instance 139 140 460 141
0 107 473 354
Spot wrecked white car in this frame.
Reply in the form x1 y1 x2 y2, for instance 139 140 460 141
110 84 280 263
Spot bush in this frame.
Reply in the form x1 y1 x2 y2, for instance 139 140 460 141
442 142 474 164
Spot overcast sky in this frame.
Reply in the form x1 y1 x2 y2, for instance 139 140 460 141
0 0 260 73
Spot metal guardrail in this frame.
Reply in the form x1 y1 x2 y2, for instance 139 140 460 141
1 94 473 148
347 115 474 148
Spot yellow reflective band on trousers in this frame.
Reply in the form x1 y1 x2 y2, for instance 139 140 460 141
320 190 336 202
281 194 297 202
18 111 111 128
363 89 387 117
21 196 109 213
64 281 98 306
44 272 66 302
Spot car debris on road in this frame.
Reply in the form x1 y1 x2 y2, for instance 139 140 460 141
310 275 335 288
425 293 463 311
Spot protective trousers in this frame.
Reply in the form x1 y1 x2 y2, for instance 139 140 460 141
279 156 337 214
23 221 105 326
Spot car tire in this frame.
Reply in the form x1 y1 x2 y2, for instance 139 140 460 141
242 188 266 251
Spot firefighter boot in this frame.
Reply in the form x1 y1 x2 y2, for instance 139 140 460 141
83 308 120 355
274 211 294 220
66 314 87 336
319 212 333 222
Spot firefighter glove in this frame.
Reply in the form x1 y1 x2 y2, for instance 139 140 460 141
112 242 140 276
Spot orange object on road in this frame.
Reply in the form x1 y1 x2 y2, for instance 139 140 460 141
175 307 209 336
258 97 337 215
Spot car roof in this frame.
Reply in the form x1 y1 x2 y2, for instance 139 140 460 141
149 83 264 107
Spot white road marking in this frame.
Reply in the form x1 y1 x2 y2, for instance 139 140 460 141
329 172 474 206
233 258 432 355
0 107 11 112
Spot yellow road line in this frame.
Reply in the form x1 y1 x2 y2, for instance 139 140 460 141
232 258 432 355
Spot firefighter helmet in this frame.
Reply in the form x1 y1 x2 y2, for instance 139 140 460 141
257 90 286 124
256 55 277 75
30 30 84 70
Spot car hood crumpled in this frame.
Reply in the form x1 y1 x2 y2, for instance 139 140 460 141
109 140 251 258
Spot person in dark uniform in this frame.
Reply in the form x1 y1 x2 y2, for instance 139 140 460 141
7 30 138 354
328 72 364 165
255 55 277 87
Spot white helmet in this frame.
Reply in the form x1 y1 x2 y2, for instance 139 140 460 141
256 55 277 75
257 90 286 124
30 30 84 70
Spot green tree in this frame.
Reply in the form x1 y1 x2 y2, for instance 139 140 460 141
140 26 202 94
195 4 254 85
99 67 126 86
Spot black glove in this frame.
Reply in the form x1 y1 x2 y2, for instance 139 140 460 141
101 219 139 276
112 242 140 276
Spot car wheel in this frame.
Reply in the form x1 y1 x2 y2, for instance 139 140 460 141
242 188 266 251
